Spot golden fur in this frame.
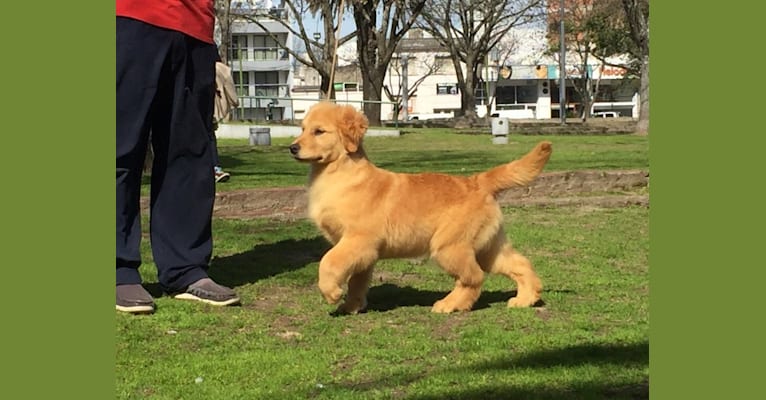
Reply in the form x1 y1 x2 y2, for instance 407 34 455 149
289 101 553 313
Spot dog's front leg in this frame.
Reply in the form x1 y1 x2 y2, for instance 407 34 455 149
318 237 378 307
336 267 374 314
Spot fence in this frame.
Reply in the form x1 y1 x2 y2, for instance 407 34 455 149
231 96 400 126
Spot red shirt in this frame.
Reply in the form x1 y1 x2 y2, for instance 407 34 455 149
116 0 215 44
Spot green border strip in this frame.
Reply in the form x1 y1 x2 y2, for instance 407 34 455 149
651 2 764 399
4 3 114 398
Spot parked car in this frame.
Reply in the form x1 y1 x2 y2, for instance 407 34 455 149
592 111 620 118
407 112 453 121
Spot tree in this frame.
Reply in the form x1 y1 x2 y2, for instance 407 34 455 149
621 0 649 134
214 0 234 63
548 0 601 121
420 0 543 122
586 0 649 133
383 53 443 121
484 28 547 117
352 0 426 126
234 0 356 99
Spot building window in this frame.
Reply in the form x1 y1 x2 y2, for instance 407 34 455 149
230 35 248 60
233 71 249 96
252 35 280 60
517 84 537 103
333 82 359 92
496 83 537 104
437 83 459 95
253 71 280 97
475 83 488 105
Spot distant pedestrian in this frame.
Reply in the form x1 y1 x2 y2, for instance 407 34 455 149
212 59 238 183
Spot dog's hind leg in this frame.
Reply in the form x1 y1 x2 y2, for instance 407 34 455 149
478 231 542 308
318 236 378 306
335 267 374 314
431 245 485 313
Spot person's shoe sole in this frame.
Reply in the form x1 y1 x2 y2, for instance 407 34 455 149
173 292 240 306
116 304 155 314
215 173 230 183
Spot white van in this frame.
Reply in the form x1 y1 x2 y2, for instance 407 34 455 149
592 111 620 118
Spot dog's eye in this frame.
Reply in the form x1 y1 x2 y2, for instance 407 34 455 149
314 128 325 136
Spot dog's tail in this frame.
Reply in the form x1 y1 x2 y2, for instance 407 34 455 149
475 141 553 195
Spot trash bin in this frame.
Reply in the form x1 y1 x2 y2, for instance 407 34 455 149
249 127 271 146
491 117 509 144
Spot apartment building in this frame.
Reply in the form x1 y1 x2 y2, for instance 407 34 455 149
290 26 639 121
226 0 639 122
226 3 293 121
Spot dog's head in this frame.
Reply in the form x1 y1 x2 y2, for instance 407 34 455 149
289 102 369 164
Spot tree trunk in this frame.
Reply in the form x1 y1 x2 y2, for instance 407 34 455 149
362 75 383 125
215 0 232 63
318 68 336 100
636 54 649 135
459 85 477 119
459 60 478 120
581 77 591 122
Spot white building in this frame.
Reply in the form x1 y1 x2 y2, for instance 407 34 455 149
225 2 294 121
222 3 640 123
290 27 639 121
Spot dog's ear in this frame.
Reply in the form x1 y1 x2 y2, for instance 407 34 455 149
337 105 369 153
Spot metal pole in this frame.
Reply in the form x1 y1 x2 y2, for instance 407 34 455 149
485 52 490 116
238 47 244 120
559 0 566 125
401 54 409 121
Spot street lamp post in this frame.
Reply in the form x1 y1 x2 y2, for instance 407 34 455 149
313 32 321 98
400 53 409 121
559 0 566 125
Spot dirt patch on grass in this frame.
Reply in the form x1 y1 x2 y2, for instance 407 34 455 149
140 170 648 219
247 283 317 338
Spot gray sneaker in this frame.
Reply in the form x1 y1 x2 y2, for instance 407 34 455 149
173 278 240 306
116 284 155 314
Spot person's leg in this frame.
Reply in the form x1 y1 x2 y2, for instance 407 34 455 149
210 134 221 166
148 32 215 293
148 33 238 305
115 17 172 313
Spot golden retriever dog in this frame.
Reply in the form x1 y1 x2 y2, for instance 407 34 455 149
289 101 552 314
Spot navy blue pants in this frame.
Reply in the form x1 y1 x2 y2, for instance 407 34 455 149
116 17 217 293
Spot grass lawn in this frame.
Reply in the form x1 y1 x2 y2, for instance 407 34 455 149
122 129 649 398
141 129 648 192
117 205 649 399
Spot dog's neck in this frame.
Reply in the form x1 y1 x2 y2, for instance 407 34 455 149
308 146 370 184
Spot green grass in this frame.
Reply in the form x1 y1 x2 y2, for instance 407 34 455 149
117 206 648 399
124 129 649 398
142 129 648 192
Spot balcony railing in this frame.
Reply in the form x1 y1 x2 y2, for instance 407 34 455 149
230 5 288 20
235 84 290 106
230 47 288 62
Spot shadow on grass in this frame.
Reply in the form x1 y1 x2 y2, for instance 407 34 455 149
365 283 546 312
364 285 574 312
209 236 329 288
328 341 649 400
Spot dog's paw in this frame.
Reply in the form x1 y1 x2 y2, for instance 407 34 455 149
318 283 343 305
335 298 368 315
431 299 459 313
507 296 541 308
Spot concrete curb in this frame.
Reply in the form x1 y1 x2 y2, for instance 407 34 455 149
215 124 400 139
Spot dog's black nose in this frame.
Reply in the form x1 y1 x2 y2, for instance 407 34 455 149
289 144 300 155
